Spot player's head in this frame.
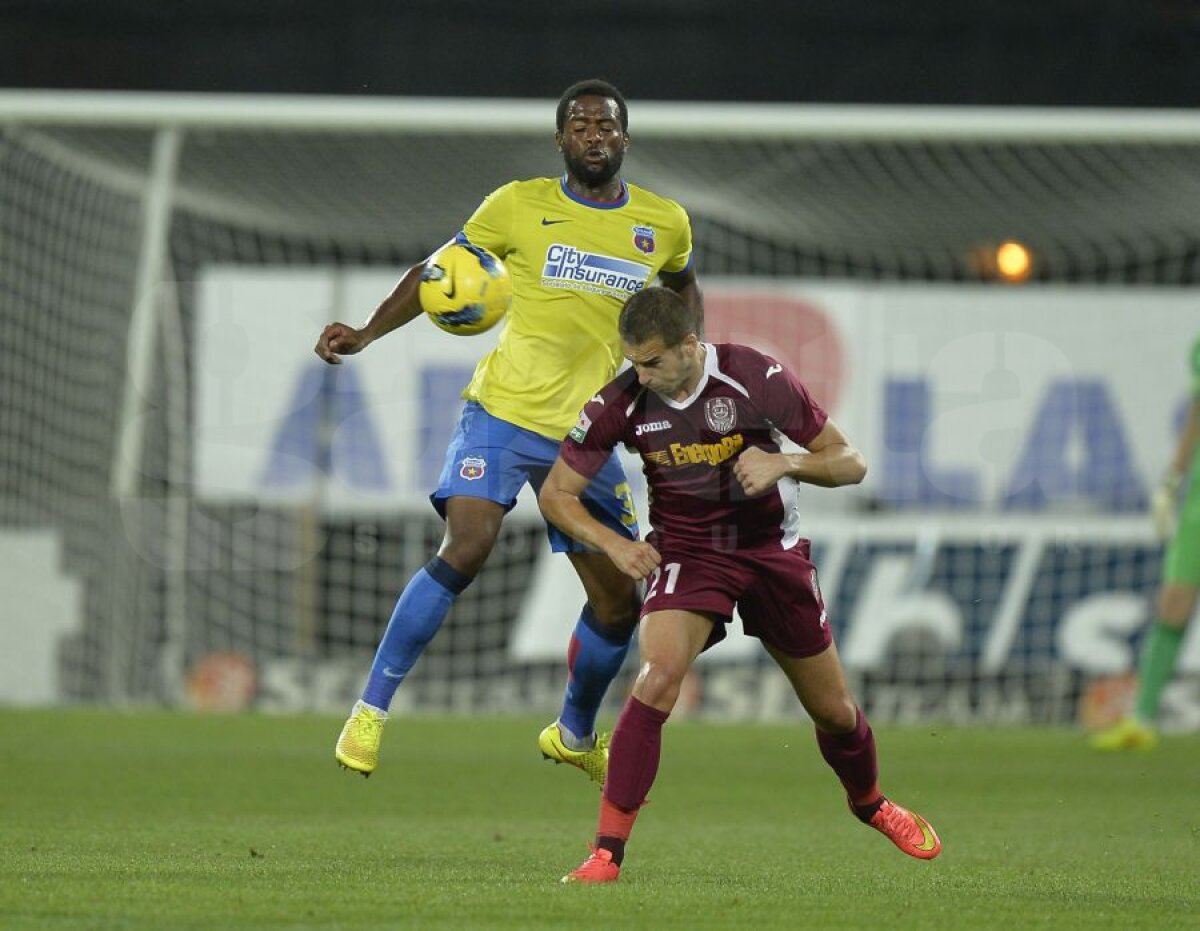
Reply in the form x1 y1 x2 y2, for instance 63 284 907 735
557 79 628 133
555 79 629 186
619 287 705 400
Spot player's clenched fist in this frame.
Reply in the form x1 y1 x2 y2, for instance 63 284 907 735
606 538 662 581
315 322 368 364
733 446 787 497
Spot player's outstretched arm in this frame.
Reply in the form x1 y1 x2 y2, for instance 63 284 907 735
313 260 426 364
539 457 661 580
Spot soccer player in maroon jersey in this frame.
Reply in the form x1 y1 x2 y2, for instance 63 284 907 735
540 286 942 883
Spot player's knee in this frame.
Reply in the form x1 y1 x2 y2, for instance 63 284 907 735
809 696 858 734
634 660 687 710
437 533 497 579
587 588 641 637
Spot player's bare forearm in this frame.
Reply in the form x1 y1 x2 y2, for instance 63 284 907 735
539 460 661 579
781 444 867 488
733 444 866 495
540 461 609 549
361 262 425 341
314 262 424 364
540 486 628 559
786 419 866 489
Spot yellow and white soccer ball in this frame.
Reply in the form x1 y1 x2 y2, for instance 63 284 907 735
419 242 512 336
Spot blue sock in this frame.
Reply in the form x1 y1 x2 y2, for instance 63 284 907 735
558 605 633 741
361 557 471 710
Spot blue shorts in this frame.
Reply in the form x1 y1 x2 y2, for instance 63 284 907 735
432 402 639 553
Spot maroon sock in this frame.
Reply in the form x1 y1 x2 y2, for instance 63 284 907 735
602 696 670 812
815 707 881 813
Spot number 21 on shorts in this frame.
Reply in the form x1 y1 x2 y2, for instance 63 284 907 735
645 562 681 601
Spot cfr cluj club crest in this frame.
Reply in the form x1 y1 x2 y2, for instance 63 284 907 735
633 225 656 254
704 397 737 434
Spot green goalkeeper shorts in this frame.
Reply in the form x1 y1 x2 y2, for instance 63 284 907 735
1164 482 1200 586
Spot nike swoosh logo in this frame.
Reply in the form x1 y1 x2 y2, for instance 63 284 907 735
766 364 783 378
382 667 404 680
912 812 938 852
541 218 570 226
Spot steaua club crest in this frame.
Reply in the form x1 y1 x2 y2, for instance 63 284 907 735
632 225 656 254
704 397 737 434
459 456 487 481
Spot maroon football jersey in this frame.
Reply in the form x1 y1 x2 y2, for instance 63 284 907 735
561 343 828 550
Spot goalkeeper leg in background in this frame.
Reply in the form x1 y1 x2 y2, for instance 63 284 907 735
1093 356 1200 751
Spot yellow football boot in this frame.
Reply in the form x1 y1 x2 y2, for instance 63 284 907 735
538 722 609 786
1090 718 1159 752
334 701 388 776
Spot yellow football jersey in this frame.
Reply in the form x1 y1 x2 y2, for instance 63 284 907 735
458 175 693 438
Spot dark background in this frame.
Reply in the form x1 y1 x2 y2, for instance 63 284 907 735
3 0 1199 106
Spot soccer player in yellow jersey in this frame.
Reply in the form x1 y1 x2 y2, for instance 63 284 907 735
315 79 702 781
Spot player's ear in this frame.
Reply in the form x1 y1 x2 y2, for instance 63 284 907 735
554 131 564 152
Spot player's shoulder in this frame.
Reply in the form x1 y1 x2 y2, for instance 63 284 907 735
716 342 778 378
483 177 558 203
569 369 641 445
625 180 688 216
504 179 564 200
587 367 642 415
718 342 773 364
712 343 798 401
507 177 560 193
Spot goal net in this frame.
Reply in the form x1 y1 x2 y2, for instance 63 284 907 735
2 93 1198 726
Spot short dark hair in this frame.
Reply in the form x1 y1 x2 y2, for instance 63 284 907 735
619 287 700 348
556 79 629 132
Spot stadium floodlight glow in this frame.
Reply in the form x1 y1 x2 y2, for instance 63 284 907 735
995 240 1033 283
967 240 1035 283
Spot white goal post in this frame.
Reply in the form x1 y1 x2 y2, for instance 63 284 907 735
2 90 1199 725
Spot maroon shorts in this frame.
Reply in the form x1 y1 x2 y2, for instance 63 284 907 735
640 537 831 658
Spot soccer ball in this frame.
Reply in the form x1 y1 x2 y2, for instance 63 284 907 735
419 243 512 336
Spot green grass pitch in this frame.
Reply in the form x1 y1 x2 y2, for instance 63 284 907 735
1 709 1196 929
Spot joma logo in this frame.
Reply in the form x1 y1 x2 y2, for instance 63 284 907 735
635 420 672 437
